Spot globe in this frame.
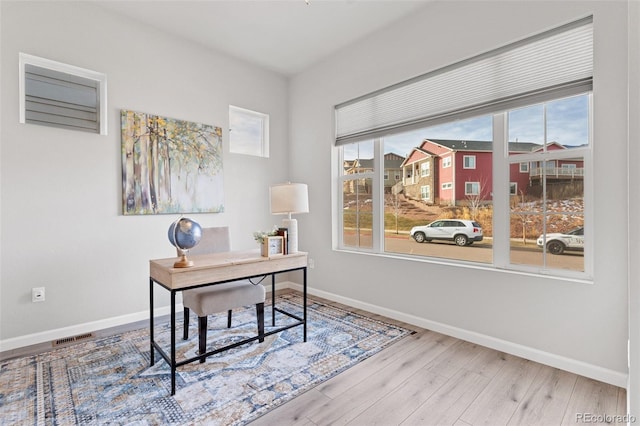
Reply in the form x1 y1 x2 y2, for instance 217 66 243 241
168 217 202 267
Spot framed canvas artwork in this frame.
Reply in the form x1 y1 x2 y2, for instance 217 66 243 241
121 110 224 215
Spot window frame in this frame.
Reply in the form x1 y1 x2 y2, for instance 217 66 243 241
465 181 480 196
335 94 592 282
229 105 270 158
500 93 592 278
421 162 430 177
420 185 431 200
463 155 476 169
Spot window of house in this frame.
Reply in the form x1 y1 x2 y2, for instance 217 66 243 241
19 53 107 135
229 105 269 157
421 162 430 177
421 185 430 200
334 17 592 279
465 182 480 195
464 155 476 169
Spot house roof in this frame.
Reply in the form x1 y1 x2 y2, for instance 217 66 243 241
345 153 405 171
385 158 404 168
425 139 542 153
400 138 548 167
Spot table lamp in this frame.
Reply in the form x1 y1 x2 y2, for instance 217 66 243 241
270 182 309 253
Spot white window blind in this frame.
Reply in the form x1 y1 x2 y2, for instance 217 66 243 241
19 53 108 135
25 64 100 133
335 16 593 146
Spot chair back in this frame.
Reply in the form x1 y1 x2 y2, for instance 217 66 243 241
178 226 231 256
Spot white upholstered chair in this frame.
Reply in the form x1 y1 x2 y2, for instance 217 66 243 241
181 227 265 362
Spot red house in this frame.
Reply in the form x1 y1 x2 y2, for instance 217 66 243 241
401 139 583 206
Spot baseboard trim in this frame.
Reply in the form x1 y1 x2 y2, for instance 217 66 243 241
2 281 629 388
0 283 291 355
290 282 628 388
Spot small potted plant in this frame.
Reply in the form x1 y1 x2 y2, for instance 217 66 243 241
253 226 279 257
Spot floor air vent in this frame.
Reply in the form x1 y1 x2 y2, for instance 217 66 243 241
52 332 95 347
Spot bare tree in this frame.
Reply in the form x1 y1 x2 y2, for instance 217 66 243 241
386 181 404 234
465 176 489 220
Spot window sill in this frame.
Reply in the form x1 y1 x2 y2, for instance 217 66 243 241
333 247 593 285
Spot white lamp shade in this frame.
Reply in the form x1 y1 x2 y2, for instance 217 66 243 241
270 183 309 215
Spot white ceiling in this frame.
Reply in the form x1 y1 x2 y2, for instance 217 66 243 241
96 0 431 76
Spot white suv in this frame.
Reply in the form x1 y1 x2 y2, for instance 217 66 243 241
410 219 483 246
536 226 584 255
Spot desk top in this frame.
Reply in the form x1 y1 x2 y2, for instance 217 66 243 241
150 249 307 290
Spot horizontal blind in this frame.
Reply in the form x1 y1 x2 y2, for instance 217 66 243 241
335 16 593 146
25 64 100 133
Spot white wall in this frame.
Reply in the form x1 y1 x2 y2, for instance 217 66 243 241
291 1 630 387
0 2 289 346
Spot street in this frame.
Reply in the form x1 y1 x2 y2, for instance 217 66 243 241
345 233 584 272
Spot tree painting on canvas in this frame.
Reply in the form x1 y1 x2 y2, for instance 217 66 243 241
121 110 224 215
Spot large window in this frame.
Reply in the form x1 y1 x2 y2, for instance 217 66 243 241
508 95 590 273
340 140 374 250
335 17 592 279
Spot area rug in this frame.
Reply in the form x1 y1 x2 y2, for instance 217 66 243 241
0 293 410 425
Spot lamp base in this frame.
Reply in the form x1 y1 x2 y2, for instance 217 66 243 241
282 218 299 253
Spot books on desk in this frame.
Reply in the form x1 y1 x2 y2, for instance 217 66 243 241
277 227 288 255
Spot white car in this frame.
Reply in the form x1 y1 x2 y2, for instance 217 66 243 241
536 227 584 255
410 219 483 246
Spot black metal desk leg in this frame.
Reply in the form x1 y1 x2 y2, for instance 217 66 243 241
303 267 307 342
271 273 276 326
149 278 155 365
171 291 176 395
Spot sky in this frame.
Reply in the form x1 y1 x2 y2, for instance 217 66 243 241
347 94 590 160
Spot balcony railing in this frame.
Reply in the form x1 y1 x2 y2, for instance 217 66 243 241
530 167 584 179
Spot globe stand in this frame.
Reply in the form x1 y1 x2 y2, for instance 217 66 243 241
174 250 194 268
168 217 202 268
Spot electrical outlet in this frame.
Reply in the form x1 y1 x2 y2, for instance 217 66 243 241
32 287 45 303
308 258 315 269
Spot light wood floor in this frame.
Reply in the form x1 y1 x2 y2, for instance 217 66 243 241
251 294 627 426
1 291 626 425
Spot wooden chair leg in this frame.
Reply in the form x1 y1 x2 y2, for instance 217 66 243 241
227 309 232 328
183 307 190 340
198 316 207 363
257 302 265 343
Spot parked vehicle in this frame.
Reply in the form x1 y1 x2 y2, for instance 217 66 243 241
410 219 483 246
536 226 584 255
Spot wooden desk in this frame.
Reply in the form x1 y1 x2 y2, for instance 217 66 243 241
149 250 308 395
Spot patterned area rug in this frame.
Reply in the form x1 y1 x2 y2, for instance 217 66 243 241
0 293 410 425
